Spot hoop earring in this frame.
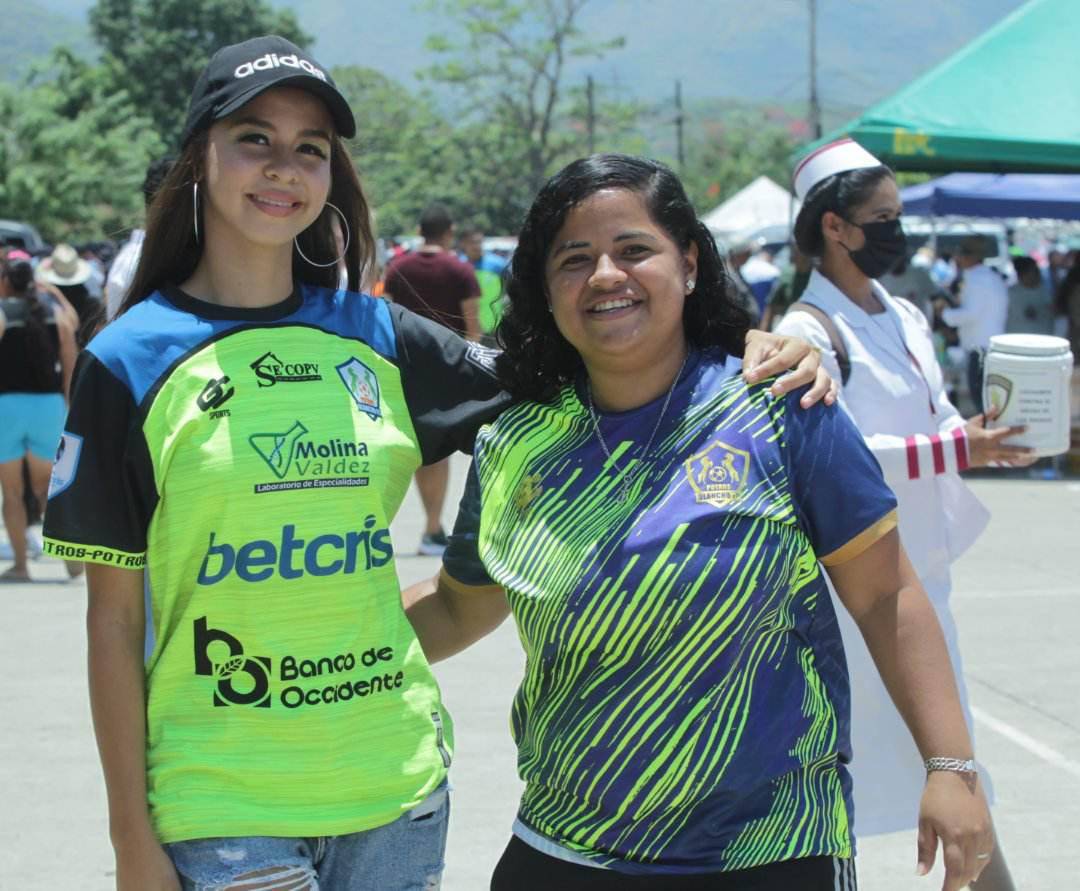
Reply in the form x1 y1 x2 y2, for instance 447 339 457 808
294 202 350 268
192 182 201 244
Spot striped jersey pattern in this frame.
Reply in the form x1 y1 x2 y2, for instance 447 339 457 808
470 351 896 874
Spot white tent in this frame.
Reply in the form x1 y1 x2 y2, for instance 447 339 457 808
702 176 800 243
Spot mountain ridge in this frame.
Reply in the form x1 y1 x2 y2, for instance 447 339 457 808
13 0 1028 120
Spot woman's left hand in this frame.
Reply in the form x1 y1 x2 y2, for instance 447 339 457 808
916 771 994 891
742 330 838 408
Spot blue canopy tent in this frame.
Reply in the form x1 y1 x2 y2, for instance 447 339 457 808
901 173 1080 220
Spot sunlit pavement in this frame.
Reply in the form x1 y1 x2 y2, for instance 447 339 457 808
2 457 1076 889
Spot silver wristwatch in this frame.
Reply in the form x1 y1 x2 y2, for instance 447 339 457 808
924 757 977 775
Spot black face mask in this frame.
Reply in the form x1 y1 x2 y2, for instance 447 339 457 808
843 218 907 279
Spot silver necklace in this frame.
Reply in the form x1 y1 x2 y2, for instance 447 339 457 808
585 354 689 503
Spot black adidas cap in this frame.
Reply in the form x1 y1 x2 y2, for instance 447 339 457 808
180 35 356 146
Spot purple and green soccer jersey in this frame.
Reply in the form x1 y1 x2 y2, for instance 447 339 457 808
446 349 898 875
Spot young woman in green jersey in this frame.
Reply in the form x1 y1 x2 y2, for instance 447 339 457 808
407 155 994 891
42 39 831 891
42 35 513 891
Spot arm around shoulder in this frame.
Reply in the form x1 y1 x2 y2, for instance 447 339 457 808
404 457 510 661
771 310 847 398
405 569 509 663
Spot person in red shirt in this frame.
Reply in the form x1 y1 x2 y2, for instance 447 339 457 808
384 204 482 554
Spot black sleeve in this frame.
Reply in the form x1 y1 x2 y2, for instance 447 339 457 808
41 351 159 568
389 302 513 464
441 460 496 586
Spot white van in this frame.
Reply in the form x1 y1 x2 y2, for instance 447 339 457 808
901 216 1012 279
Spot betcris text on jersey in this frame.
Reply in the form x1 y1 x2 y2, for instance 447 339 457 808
198 517 393 585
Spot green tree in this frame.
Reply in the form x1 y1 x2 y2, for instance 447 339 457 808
88 0 311 148
419 0 633 230
332 65 470 238
680 106 799 217
0 54 163 243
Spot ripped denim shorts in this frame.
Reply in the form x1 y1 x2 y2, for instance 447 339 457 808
165 782 449 891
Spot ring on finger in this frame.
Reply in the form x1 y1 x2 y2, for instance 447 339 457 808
975 853 991 860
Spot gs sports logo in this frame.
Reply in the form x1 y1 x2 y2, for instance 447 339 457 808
193 618 272 708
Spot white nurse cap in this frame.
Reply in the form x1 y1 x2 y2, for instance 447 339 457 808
793 138 882 201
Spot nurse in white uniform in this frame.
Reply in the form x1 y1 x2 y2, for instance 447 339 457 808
776 139 1033 891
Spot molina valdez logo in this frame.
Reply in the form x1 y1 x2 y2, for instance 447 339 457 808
250 350 322 387
249 421 371 493
193 618 272 708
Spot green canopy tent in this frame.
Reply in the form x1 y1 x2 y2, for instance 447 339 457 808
796 0 1080 173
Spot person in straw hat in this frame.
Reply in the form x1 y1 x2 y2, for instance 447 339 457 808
37 243 103 341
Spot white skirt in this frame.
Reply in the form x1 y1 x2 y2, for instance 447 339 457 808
833 569 994 836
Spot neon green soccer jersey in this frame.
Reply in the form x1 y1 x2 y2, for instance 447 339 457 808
42 285 508 842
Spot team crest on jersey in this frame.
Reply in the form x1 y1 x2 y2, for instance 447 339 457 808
513 473 543 512
336 358 381 419
984 372 1013 415
684 440 750 508
48 432 83 499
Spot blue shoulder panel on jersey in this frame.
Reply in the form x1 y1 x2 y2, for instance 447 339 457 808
87 288 398 406
87 293 244 406
295 285 398 361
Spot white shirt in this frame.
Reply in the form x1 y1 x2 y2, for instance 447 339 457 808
739 255 780 284
776 269 988 581
776 270 993 834
105 229 145 320
941 263 1008 352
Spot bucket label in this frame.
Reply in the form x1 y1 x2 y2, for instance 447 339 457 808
984 364 1068 454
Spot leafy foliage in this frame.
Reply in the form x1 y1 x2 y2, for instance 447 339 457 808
89 0 311 148
1 0 813 243
418 0 634 230
0 50 163 243
334 65 466 238
680 106 801 215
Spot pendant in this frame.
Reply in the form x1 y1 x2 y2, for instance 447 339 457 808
617 476 632 503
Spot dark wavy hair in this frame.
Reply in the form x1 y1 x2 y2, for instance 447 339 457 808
793 164 894 258
495 153 751 402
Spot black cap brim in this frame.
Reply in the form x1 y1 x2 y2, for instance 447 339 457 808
182 74 356 145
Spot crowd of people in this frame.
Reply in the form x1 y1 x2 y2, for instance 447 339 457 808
731 216 1080 419
0 30 1063 891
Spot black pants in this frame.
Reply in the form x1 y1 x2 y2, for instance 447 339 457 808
490 836 857 890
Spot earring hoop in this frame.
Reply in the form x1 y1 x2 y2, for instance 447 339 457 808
294 202 351 268
192 182 201 244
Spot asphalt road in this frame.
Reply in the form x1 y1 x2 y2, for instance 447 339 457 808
2 460 1077 889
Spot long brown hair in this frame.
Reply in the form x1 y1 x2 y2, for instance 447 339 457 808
119 131 376 315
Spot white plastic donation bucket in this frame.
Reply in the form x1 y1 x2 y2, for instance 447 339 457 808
983 334 1074 457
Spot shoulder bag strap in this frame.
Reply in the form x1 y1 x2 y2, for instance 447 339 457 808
788 301 851 386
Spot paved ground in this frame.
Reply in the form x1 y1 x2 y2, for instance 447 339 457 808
2 457 1077 889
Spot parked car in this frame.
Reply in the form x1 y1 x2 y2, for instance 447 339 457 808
0 219 47 253
901 216 1012 279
